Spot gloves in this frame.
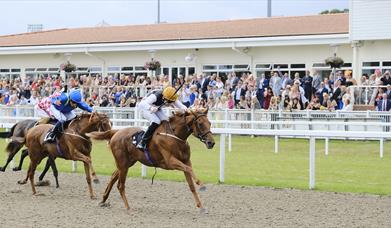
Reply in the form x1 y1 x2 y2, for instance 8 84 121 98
150 106 158 113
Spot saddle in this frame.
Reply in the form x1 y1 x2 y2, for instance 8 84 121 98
36 117 57 126
131 131 145 146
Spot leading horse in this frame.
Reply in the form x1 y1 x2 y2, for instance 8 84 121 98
18 112 112 199
87 109 215 211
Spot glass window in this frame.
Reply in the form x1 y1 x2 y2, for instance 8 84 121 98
90 67 102 72
203 65 217 71
108 66 121 72
179 67 186 76
188 67 195 75
218 65 233 70
25 68 35 72
76 67 89 72
121 66 133 71
312 63 329 68
163 67 169 75
291 64 306 68
273 64 288 69
255 64 271 69
36 68 47 72
48 68 59 72
135 66 145 71
234 64 249 70
362 62 380 67
342 63 352 68
11 68 21 72
0 69 10 72
383 61 391 67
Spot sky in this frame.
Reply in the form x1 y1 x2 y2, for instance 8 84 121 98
0 0 349 36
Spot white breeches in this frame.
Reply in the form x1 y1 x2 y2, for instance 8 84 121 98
141 109 168 124
50 105 76 122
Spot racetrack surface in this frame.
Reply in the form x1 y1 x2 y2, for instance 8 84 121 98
0 171 390 228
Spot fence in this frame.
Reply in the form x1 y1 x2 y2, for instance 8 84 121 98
1 106 391 189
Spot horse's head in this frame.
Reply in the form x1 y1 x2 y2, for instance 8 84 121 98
71 112 112 134
186 108 215 149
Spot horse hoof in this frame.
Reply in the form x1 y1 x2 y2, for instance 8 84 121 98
17 180 27 185
99 202 110 208
91 195 97 200
35 180 50 187
0 167 5 172
13 167 21 171
199 186 207 192
34 193 46 196
93 178 100 184
200 207 209 215
56 185 60 189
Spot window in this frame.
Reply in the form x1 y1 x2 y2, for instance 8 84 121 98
0 69 10 73
89 67 102 73
255 64 271 69
203 65 217 71
121 66 133 71
11 69 21 72
363 62 380 67
134 66 145 71
218 65 233 70
291 64 306 69
48 68 59 72
25 68 35 72
36 68 47 72
188 67 195 75
108 66 121 72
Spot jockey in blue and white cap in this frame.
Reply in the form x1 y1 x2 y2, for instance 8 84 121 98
44 89 92 143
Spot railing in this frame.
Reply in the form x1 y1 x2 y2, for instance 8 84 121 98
1 106 391 190
350 85 388 105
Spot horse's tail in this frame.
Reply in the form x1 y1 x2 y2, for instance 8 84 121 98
0 123 16 138
86 130 118 141
5 137 25 154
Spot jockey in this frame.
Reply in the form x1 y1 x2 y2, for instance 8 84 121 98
37 89 92 143
137 86 187 150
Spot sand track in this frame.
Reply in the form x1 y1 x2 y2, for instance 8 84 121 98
0 171 390 227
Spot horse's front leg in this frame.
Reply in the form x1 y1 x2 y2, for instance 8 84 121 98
71 152 95 199
183 171 205 213
13 149 29 171
185 160 206 191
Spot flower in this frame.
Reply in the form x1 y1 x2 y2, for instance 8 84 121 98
325 56 344 68
61 61 76 73
144 59 161 71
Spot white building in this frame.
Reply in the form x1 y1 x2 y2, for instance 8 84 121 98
0 0 390 83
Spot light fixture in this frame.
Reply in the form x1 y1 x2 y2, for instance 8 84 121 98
185 53 196 62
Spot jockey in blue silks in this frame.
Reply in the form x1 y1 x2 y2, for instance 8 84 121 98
44 89 93 143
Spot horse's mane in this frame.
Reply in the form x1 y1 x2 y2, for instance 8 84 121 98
168 109 206 123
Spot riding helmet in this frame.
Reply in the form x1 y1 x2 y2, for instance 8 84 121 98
162 86 178 102
69 90 83 104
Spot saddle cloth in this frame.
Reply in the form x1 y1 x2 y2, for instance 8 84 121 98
132 131 145 145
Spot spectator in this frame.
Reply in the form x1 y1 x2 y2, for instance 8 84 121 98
377 93 391 111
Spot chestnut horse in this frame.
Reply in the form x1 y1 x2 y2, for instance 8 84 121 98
0 119 61 187
87 109 215 211
18 112 112 199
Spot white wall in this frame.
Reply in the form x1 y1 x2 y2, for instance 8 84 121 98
350 0 391 41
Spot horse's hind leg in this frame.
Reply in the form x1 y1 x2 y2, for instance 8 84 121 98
0 153 16 172
89 160 99 184
0 145 24 172
99 169 119 207
117 167 130 210
13 149 28 171
17 165 31 185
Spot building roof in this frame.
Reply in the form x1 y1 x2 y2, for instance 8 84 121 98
0 13 349 48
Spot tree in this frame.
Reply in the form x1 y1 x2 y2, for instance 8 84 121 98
320 8 349 14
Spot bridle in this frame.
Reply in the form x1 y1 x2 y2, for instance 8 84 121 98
183 111 212 143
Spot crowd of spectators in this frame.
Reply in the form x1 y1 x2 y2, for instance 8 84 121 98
1 68 391 112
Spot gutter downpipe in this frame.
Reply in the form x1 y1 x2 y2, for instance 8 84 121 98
231 42 254 75
84 48 107 77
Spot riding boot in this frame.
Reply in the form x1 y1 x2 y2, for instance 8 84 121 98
137 122 159 150
44 121 63 143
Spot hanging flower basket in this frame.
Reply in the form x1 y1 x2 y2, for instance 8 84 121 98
61 61 76 73
325 56 344 69
144 59 161 71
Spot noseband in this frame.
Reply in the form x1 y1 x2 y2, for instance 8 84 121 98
184 113 212 143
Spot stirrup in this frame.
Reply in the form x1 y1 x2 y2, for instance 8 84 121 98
44 133 56 143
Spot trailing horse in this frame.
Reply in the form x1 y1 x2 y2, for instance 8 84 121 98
0 119 63 187
18 112 112 199
87 109 215 211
